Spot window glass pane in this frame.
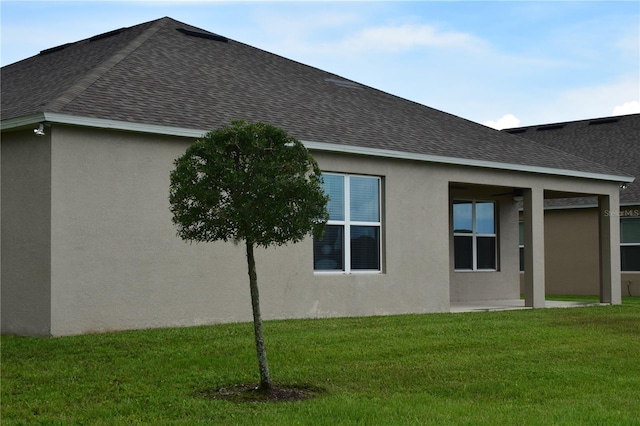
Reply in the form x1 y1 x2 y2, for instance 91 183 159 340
621 218 640 243
476 202 495 234
621 246 640 271
350 176 379 222
519 221 524 245
350 226 380 270
313 225 344 270
477 236 496 269
519 247 524 272
322 175 344 221
453 201 472 233
454 236 473 269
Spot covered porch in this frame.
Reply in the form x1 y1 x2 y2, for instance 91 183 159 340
448 181 623 308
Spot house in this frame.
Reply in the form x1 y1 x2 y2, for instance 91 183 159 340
1 17 633 336
504 114 640 296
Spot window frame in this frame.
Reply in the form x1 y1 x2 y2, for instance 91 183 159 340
621 216 640 273
518 220 524 273
314 173 382 274
453 200 498 272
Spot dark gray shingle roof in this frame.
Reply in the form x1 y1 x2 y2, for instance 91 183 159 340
1 17 631 179
505 114 640 204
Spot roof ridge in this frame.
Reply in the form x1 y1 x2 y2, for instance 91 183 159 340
43 18 170 113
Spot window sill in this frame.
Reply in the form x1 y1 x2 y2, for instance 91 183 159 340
454 269 498 273
314 271 383 276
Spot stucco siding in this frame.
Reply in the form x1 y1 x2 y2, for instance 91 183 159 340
623 273 640 296
47 127 457 335
3 124 624 336
525 205 639 296
49 127 252 335
545 208 600 295
1 130 52 336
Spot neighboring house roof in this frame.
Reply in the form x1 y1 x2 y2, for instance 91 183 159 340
1 17 632 182
505 114 640 205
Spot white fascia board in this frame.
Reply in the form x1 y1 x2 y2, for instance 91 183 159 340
302 140 635 184
0 113 47 130
1 112 207 138
2 113 633 184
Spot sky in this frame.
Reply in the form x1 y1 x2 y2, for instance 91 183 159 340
1 1 639 129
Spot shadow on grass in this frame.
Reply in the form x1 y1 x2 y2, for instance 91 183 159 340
194 383 326 403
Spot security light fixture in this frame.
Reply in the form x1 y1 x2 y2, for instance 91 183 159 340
620 183 629 190
34 123 45 136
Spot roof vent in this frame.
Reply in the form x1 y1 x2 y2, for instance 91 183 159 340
177 28 228 43
90 28 126 42
536 124 565 131
325 78 363 89
40 27 127 55
588 117 619 126
505 128 527 134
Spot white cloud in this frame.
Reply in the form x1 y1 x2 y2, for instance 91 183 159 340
613 101 640 116
338 24 485 54
514 76 640 125
483 114 521 130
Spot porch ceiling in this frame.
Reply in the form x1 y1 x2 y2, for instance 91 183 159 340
450 183 607 201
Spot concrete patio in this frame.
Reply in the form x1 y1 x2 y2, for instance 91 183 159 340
450 299 607 313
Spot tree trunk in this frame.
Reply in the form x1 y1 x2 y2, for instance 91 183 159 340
245 240 272 392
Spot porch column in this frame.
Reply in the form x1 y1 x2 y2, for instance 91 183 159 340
598 194 622 304
523 187 545 308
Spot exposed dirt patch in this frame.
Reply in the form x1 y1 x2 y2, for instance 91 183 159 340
195 383 324 403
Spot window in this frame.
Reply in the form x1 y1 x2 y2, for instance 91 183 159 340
621 217 640 272
453 200 497 271
519 221 524 272
313 174 381 272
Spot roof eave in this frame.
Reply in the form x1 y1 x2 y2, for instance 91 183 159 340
0 112 205 138
301 140 635 184
2 112 634 184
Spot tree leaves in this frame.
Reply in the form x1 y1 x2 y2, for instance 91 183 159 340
169 121 329 248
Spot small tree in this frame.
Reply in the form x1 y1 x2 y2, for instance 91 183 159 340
169 121 329 392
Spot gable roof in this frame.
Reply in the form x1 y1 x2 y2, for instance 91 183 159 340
1 17 632 183
505 114 640 204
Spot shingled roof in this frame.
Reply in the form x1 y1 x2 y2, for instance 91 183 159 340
1 17 632 181
505 114 640 204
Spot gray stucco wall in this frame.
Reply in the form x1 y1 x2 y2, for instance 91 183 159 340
2 124 622 335
1 130 52 336
46 126 456 335
518 205 639 297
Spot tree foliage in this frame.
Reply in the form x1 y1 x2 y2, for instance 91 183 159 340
169 121 328 247
169 121 329 392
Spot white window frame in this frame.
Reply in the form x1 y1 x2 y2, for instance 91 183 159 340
453 200 498 272
314 173 382 274
621 216 640 273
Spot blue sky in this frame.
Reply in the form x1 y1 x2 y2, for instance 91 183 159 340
2 1 638 128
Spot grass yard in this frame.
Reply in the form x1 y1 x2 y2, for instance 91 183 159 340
2 297 640 425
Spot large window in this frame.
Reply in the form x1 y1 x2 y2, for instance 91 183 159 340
453 200 497 271
313 173 381 272
621 217 640 272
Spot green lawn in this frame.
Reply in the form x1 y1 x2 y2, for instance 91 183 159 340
2 297 640 425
